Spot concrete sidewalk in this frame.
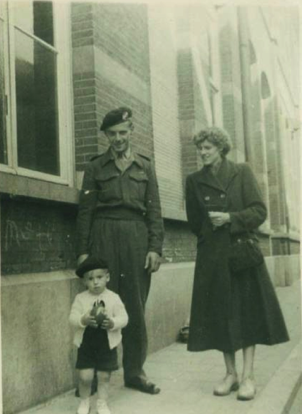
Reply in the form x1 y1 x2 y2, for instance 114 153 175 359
21 279 301 414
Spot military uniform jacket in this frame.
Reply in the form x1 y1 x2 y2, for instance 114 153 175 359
76 149 164 257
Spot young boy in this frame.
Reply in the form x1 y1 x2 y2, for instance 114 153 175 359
70 256 128 414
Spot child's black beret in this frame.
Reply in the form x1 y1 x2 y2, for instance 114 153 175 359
76 256 108 278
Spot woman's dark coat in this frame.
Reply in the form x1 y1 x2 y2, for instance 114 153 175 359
186 158 289 352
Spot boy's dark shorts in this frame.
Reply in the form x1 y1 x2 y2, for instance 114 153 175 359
76 326 118 372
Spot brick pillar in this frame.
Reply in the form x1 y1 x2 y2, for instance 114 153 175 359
72 3 154 175
178 49 200 178
263 96 283 233
71 3 98 172
218 7 245 163
177 6 215 178
249 69 270 228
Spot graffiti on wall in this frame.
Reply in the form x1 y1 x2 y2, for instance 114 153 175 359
4 219 55 251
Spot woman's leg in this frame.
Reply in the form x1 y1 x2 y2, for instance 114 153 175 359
224 352 237 376
214 352 239 396
242 345 255 379
238 345 256 400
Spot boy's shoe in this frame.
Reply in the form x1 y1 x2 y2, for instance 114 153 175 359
96 399 111 414
77 398 90 414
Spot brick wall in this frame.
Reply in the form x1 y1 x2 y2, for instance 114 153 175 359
93 3 154 159
72 3 98 170
163 220 197 263
1 196 200 275
1 198 77 275
72 2 154 168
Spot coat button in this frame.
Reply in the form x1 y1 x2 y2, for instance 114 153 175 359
220 194 226 199
204 196 210 201
120 273 125 278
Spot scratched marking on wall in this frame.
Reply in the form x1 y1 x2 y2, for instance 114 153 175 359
4 219 54 251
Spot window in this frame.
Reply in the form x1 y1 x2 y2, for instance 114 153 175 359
0 1 73 184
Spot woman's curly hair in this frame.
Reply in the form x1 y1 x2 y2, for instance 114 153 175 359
193 127 232 157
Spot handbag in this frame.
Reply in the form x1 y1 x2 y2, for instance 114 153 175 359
229 237 264 273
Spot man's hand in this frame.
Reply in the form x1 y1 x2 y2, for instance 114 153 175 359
77 254 89 266
208 211 230 227
81 310 98 328
144 251 161 273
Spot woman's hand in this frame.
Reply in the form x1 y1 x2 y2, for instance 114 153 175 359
208 211 230 227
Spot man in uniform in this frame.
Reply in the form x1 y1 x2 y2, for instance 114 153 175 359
76 107 164 394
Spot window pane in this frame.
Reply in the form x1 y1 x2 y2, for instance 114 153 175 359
0 19 8 165
14 1 54 46
15 30 60 175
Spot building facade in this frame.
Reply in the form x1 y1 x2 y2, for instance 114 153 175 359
0 2 300 413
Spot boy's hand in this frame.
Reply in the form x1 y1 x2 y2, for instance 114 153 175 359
81 311 98 328
101 316 114 330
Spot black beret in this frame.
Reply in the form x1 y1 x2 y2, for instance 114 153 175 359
100 107 132 131
76 256 108 278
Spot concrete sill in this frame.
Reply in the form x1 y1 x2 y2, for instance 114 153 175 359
0 172 79 205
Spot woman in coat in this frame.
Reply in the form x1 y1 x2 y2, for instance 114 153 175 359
186 127 289 401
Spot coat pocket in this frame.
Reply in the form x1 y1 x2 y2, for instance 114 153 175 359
128 171 149 200
95 171 120 201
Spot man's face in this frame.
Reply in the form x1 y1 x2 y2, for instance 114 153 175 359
105 122 132 155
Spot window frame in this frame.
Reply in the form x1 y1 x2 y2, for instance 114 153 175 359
0 1 74 187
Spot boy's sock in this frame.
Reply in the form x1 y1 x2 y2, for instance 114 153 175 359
77 397 90 414
96 399 111 414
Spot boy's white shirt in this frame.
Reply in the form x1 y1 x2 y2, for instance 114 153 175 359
69 288 128 350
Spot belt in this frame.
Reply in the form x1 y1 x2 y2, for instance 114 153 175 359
95 207 146 221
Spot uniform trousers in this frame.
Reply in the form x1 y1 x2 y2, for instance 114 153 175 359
90 216 151 381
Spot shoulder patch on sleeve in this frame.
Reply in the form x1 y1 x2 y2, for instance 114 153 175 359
90 153 105 162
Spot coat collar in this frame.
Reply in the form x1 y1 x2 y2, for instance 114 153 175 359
196 158 239 192
98 148 144 169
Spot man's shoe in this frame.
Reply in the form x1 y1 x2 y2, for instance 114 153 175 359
237 378 256 401
77 398 90 414
213 374 239 396
96 399 111 414
125 377 160 395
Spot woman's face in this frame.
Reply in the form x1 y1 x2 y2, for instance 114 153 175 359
197 139 222 167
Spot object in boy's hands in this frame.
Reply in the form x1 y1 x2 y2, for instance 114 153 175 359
90 300 106 326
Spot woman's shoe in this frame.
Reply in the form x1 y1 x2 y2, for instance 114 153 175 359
213 374 239 396
237 378 256 401
77 398 90 414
